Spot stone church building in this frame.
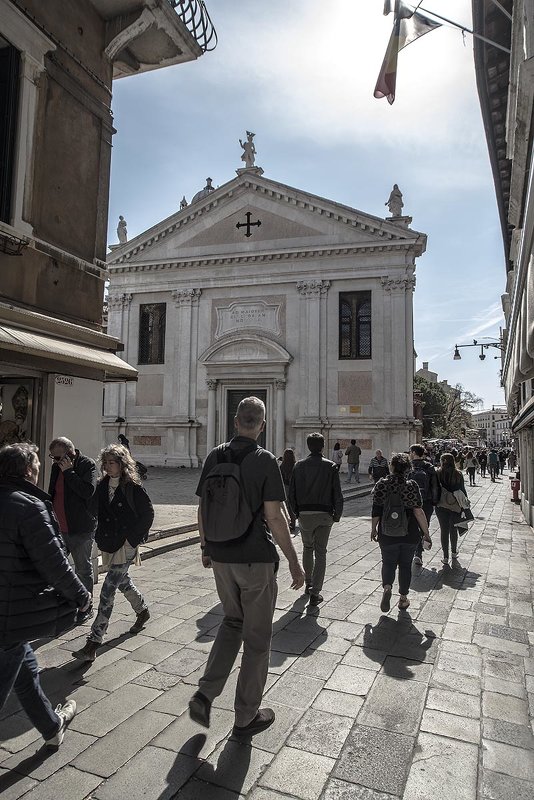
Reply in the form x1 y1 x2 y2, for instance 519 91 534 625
105 151 426 467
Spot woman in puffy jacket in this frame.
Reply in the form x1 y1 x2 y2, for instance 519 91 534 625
436 453 468 567
73 445 154 662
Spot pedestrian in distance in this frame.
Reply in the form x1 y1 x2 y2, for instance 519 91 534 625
368 449 389 483
48 436 97 623
117 433 130 451
498 449 507 475
371 453 431 611
488 448 499 482
190 397 305 740
435 453 468 566
508 451 517 471
279 448 297 531
464 450 478 487
289 432 344 605
0 443 91 748
478 449 488 478
408 444 440 568
332 441 343 473
73 445 154 663
345 439 362 484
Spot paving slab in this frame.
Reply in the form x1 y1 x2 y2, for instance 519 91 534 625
403 732 478 800
92 746 199 800
333 725 414 795
259 745 335 800
358 674 427 736
287 709 354 758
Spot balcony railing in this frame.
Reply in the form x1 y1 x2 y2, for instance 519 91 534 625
167 0 218 52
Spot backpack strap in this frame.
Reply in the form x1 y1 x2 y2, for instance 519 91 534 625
218 443 258 466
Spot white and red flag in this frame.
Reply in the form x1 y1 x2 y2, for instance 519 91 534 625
374 2 441 104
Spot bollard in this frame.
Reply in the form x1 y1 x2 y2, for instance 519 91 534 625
510 477 520 503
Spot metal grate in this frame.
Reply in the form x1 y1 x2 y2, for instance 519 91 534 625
167 0 218 52
138 303 166 365
339 292 372 360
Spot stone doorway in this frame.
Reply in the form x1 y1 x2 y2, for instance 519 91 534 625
226 389 267 448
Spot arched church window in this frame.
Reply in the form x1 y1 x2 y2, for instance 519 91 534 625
339 291 372 359
138 303 166 364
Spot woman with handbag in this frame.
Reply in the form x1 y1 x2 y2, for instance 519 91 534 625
464 451 478 487
73 445 154 663
436 453 468 566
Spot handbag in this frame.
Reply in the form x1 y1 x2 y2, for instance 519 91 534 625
454 507 474 535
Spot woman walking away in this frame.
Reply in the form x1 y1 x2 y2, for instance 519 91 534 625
332 442 343 473
371 453 431 611
280 448 297 531
73 445 154 662
464 450 478 487
435 453 468 567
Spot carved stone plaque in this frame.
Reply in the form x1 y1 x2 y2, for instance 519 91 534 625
216 301 281 339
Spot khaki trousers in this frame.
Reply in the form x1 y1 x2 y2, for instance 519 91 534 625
299 512 333 595
199 561 278 727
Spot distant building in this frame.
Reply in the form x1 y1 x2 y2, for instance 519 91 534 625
0 0 216 478
473 0 533 521
415 361 438 384
472 410 511 447
105 163 427 467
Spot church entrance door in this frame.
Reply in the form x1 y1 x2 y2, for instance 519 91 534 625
226 389 267 448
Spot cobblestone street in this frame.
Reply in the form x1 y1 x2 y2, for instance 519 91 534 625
1 475 533 800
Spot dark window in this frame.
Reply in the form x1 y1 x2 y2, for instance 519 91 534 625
0 37 20 224
339 291 372 359
138 303 166 364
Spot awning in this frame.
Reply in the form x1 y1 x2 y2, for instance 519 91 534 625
0 325 138 381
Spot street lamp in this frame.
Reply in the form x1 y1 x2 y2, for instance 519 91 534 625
452 339 504 361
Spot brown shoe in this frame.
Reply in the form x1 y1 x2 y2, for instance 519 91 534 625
232 708 275 739
130 608 150 634
72 640 98 662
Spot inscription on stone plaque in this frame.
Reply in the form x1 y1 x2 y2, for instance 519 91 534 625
216 301 281 338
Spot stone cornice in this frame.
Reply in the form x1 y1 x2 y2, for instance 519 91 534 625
380 276 416 292
109 241 423 275
107 175 426 266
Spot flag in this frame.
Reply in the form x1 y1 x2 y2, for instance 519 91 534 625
374 7 441 104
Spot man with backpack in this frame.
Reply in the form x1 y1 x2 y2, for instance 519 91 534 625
289 432 344 606
371 453 431 611
189 397 305 740
488 448 499 482
408 444 440 567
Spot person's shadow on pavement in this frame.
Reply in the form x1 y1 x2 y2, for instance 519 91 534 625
270 596 329 668
158 734 252 798
357 612 437 677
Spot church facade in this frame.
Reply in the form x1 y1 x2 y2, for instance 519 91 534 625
105 160 426 468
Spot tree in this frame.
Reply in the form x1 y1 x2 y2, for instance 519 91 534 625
414 375 448 438
414 377 482 439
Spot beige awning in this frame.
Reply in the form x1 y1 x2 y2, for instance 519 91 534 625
0 325 138 381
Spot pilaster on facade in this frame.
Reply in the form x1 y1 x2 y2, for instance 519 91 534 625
296 279 331 297
171 287 202 306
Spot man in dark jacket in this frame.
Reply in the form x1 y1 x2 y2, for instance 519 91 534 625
408 444 440 567
0 443 91 748
289 433 344 605
48 437 97 619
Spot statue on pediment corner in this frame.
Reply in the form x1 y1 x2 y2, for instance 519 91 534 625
239 131 257 169
385 184 403 217
117 215 127 243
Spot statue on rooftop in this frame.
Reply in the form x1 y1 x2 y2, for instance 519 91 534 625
385 184 403 217
239 131 257 169
117 215 127 243
180 196 188 210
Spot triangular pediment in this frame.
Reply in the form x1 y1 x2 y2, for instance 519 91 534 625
108 173 424 267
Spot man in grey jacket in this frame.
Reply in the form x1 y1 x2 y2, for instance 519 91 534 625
289 433 344 605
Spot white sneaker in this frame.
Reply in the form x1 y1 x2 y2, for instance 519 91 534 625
45 700 77 748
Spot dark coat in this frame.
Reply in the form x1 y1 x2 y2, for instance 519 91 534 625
0 478 90 646
95 477 154 554
289 454 344 521
48 450 97 536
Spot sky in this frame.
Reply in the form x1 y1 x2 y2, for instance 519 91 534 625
107 0 506 409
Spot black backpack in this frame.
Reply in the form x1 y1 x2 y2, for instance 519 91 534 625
200 444 258 544
409 463 431 501
381 482 409 537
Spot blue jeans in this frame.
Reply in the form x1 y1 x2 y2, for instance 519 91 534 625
379 538 418 595
346 463 360 483
65 532 94 594
0 642 60 740
89 545 146 644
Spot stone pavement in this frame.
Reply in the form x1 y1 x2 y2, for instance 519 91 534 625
1 474 534 800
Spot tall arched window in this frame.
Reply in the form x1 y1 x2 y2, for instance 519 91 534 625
339 291 372 359
138 303 166 364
